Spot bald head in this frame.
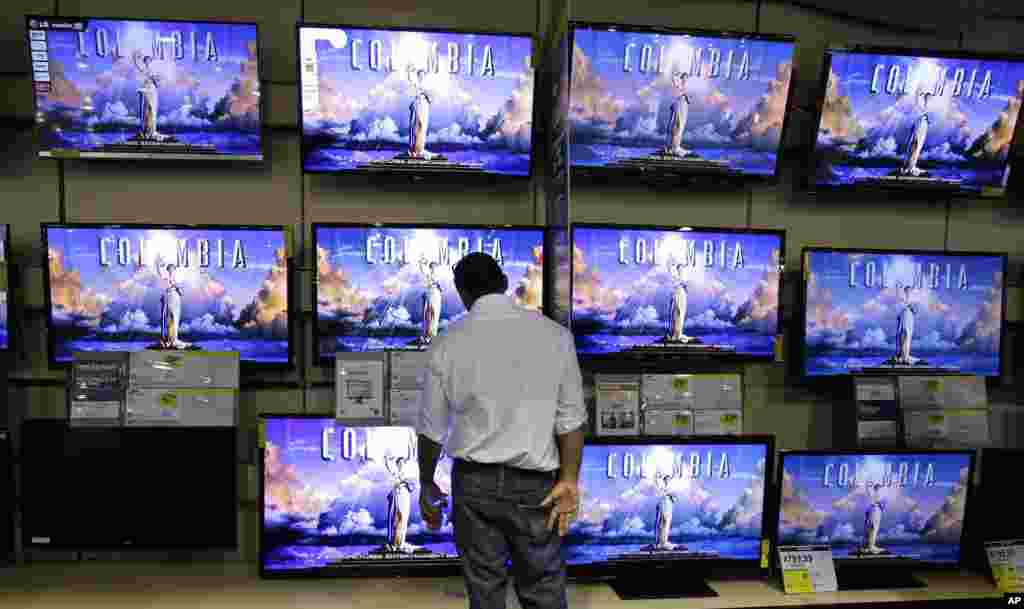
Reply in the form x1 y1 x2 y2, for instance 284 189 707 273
453 252 508 309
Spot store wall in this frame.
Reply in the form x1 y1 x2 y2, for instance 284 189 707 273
0 0 1022 561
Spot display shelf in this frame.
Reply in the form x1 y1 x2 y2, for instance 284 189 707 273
0 562 1001 608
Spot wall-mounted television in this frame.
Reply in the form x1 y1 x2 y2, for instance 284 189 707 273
21 420 237 549
313 223 544 361
566 436 773 599
777 450 975 590
43 223 290 366
571 224 784 359
260 417 459 578
801 247 1006 377
0 224 9 352
569 23 796 179
27 16 263 161
811 46 1024 196
298 24 535 177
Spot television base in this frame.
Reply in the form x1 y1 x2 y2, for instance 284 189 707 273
835 566 926 591
607 575 717 600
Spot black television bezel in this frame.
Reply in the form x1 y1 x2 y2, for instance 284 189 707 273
567 21 798 183
774 448 978 569
258 414 462 579
805 44 1024 198
798 245 1009 379
296 22 538 181
41 222 294 370
565 434 775 580
570 222 787 363
311 221 547 365
25 15 265 163
0 224 11 353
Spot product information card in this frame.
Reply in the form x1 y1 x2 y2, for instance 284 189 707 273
778 545 838 594
336 356 385 421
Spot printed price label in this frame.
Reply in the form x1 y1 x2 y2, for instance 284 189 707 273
672 377 690 393
778 546 837 594
159 393 178 409
988 542 1024 592
673 414 691 428
720 413 740 432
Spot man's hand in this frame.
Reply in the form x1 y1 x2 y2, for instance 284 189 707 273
540 480 580 537
419 480 448 531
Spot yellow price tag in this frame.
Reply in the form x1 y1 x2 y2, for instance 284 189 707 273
283 226 295 259
927 414 945 426
782 569 814 594
760 540 770 569
926 380 941 393
672 377 689 393
673 414 691 428
159 393 179 409
257 420 266 449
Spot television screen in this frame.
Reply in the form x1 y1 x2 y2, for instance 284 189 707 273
261 419 457 575
813 48 1024 195
0 225 8 351
314 224 543 359
569 24 796 177
802 248 1005 377
27 16 262 161
571 225 783 358
44 224 289 365
21 420 237 549
778 451 974 564
566 439 770 567
299 25 534 176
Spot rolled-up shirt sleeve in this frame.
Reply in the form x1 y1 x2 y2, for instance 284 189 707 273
418 347 450 445
554 330 587 435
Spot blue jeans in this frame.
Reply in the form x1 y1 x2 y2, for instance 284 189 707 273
452 460 567 609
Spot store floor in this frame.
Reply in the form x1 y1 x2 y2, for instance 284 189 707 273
0 562 1004 608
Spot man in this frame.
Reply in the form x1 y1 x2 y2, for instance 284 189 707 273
417 252 586 609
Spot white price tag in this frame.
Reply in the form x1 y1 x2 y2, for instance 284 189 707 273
778 546 837 594
987 541 1024 592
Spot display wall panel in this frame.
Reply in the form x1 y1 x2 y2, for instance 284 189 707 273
571 0 754 32
305 177 536 226
750 182 948 270
571 185 748 228
57 0 298 82
63 133 301 226
302 0 537 39
0 75 33 120
948 198 1024 277
0 0 54 74
964 18 1024 54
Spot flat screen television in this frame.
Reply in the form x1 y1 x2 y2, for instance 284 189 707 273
811 46 1024 196
21 420 237 549
260 417 458 577
569 22 796 179
777 449 975 590
966 449 1024 570
27 16 263 161
571 224 784 359
0 224 9 352
43 223 291 366
565 435 773 599
298 24 535 177
313 223 544 361
801 247 1006 377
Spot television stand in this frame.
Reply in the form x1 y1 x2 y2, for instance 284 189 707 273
835 563 926 591
605 565 718 600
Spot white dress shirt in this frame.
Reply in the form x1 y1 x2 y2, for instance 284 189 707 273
418 293 587 472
